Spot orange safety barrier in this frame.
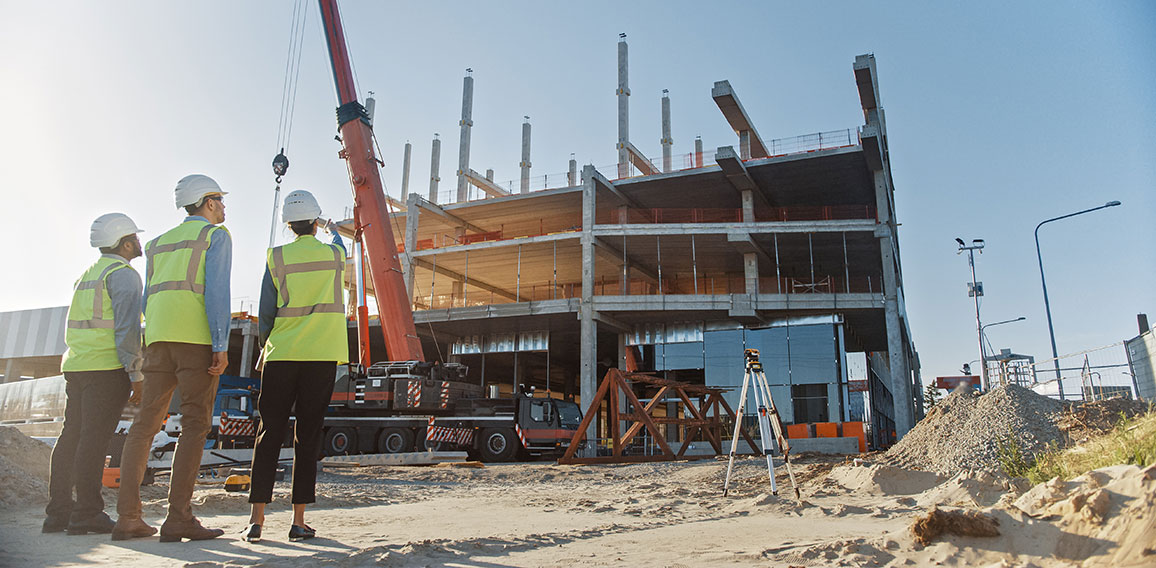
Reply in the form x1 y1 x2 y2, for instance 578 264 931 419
786 424 810 439
842 421 867 453
814 422 838 438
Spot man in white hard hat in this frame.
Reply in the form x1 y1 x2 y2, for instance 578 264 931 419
113 174 231 542
243 190 346 543
44 213 145 536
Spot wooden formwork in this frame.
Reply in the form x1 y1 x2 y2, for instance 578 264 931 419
558 368 756 465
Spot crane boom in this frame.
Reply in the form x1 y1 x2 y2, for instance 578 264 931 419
318 0 424 363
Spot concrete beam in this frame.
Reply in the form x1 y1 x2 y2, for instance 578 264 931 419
411 258 520 302
726 232 774 266
591 311 631 334
859 124 884 171
711 80 769 158
853 54 880 112
411 195 488 233
589 168 641 209
625 141 659 176
592 220 877 237
463 168 511 198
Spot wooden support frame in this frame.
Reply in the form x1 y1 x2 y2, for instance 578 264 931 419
558 368 757 464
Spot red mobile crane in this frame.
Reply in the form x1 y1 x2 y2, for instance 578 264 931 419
313 1 582 462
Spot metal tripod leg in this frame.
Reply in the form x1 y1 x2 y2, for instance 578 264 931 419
754 367 801 500
752 369 778 495
722 367 752 497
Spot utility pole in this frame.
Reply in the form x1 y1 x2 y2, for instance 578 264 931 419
956 237 986 390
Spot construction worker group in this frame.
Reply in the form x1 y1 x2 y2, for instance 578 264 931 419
45 175 347 543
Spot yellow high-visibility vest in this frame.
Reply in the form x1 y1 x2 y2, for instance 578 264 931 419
143 219 225 346
263 235 349 363
61 256 134 372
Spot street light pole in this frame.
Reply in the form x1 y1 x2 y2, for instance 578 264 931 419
957 238 986 390
1034 200 1121 401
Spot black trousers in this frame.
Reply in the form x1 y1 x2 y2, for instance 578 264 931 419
46 369 131 522
249 360 336 504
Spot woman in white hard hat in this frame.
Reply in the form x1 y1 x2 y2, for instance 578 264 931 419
244 190 347 542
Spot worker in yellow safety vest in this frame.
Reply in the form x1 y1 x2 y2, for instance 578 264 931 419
44 213 144 536
244 189 347 543
113 174 231 543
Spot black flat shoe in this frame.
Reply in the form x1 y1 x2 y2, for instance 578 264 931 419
288 524 315 541
244 523 262 542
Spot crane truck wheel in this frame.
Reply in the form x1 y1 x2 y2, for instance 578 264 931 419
478 428 518 462
323 427 356 456
376 427 414 454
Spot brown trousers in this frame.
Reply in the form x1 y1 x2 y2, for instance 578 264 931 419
116 342 219 523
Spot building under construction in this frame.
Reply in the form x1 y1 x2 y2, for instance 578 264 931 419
372 45 922 447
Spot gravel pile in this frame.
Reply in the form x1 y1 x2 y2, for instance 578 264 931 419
884 385 1064 476
0 426 52 508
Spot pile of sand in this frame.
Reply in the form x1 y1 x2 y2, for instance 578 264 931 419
884 385 1064 475
0 426 52 508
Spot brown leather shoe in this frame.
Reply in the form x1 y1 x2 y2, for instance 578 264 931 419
159 517 224 542
110 518 158 541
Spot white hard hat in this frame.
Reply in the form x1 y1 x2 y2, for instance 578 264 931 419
174 174 227 209
90 213 143 248
282 190 323 223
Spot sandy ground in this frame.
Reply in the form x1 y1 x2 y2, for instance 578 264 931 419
1 454 1152 567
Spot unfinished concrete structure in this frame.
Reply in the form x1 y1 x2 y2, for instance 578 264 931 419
360 51 920 451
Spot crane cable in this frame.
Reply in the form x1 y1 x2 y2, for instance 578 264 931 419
269 0 309 248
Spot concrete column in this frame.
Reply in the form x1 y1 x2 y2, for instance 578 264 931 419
616 36 630 178
401 142 412 196
485 169 494 182
661 90 672 173
456 72 474 203
3 360 17 383
239 320 256 378
568 155 577 186
579 164 598 456
428 135 441 204
404 192 420 296
739 131 751 160
743 252 759 295
875 168 913 437
520 117 532 193
694 136 703 168
741 190 755 223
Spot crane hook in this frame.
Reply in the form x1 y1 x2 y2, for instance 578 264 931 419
272 148 289 183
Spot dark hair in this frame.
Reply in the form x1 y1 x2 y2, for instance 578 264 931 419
98 234 136 255
184 204 199 215
289 220 315 236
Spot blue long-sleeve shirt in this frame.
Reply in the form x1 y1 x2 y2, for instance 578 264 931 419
258 230 345 347
143 215 233 352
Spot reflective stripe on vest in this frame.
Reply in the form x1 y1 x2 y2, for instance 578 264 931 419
270 245 344 317
143 220 223 346
61 257 131 371
263 236 349 364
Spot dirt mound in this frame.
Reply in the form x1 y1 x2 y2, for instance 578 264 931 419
0 426 52 508
825 463 942 495
1058 397 1152 444
884 385 1063 476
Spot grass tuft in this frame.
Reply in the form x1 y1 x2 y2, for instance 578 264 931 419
1019 410 1156 484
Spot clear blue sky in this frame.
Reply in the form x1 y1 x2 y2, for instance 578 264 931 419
1 1 1153 387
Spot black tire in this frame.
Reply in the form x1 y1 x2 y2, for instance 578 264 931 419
477 428 518 462
376 427 414 454
323 427 356 456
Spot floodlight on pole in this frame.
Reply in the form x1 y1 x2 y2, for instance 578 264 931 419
1034 200 1121 401
957 237 987 390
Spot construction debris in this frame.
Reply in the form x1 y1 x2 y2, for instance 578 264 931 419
909 507 1000 546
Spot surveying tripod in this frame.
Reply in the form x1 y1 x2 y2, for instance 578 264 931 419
722 348 800 499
